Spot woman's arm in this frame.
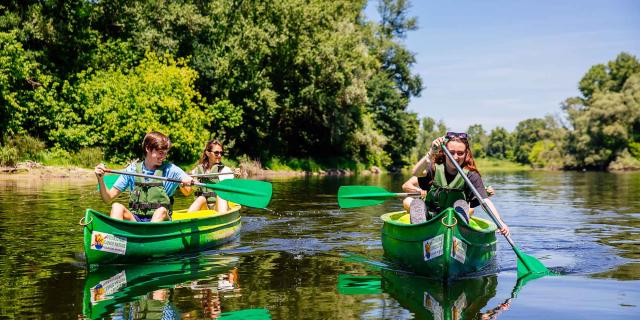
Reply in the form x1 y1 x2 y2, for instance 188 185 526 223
483 198 510 236
412 136 446 176
402 176 427 197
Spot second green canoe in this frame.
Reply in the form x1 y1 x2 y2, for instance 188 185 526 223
381 207 498 280
82 204 241 265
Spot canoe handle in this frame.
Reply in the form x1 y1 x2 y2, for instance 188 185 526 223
441 216 457 228
79 216 93 226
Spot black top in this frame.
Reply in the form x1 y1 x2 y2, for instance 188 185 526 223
417 165 487 207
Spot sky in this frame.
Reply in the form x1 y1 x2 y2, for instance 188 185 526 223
365 0 640 132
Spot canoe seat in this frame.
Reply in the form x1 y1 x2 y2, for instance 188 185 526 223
391 212 488 231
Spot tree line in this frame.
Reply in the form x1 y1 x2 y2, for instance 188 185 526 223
0 0 420 169
411 52 640 171
2 1 638 171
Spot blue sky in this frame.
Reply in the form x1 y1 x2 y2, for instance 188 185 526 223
365 0 640 132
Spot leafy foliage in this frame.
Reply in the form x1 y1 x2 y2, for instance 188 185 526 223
49 52 235 163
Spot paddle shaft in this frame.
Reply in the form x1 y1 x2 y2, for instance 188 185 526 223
190 172 231 178
105 169 210 188
440 145 517 248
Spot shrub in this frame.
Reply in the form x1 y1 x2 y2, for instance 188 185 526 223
4 135 45 162
73 147 104 168
0 146 19 166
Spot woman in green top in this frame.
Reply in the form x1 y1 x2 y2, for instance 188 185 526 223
187 140 235 213
405 132 510 236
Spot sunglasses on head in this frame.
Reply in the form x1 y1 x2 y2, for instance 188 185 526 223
446 132 468 140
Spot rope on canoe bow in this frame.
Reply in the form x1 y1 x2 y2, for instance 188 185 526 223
79 216 93 226
441 216 457 228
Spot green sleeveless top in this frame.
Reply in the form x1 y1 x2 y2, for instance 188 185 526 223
424 164 469 214
128 162 172 217
193 163 226 203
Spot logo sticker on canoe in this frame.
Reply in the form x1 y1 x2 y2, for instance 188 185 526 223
423 292 444 318
90 270 127 304
91 231 127 255
451 236 467 263
423 234 444 261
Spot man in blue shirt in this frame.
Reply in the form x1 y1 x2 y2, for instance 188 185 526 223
95 132 193 222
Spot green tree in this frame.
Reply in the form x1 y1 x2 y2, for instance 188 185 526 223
486 127 513 159
466 124 488 158
564 53 640 169
0 31 53 141
512 118 548 164
49 52 240 163
366 0 422 169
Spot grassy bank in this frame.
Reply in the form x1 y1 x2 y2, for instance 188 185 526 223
475 158 531 172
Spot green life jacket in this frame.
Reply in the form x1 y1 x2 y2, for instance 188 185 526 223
424 164 469 214
194 163 226 203
128 162 172 217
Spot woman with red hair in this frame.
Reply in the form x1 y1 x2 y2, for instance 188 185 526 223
402 132 510 236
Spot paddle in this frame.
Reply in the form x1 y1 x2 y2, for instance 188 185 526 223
97 174 120 191
337 185 421 209
441 144 550 277
100 172 235 190
103 169 272 209
190 172 233 178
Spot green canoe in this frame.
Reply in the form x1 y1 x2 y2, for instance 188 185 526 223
82 205 241 265
381 207 497 280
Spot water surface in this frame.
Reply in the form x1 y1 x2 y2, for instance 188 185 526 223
0 171 638 319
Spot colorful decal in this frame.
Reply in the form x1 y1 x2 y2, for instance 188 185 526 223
451 236 467 263
423 234 444 261
90 271 127 304
452 292 467 320
423 292 444 320
90 231 127 255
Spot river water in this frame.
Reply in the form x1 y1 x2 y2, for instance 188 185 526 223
0 171 638 319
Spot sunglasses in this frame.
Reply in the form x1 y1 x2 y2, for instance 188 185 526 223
207 150 223 155
446 132 468 140
448 150 467 157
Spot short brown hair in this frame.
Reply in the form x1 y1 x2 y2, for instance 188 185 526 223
142 131 171 153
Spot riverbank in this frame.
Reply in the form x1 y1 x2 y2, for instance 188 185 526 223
0 160 380 179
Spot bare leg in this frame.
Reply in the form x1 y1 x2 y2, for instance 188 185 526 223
188 196 208 212
111 203 136 221
150 207 170 222
216 196 228 214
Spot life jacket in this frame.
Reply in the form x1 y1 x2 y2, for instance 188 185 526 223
424 164 469 214
193 163 226 204
128 162 172 217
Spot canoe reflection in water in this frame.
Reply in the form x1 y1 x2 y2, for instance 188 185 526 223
381 270 511 320
82 255 266 320
338 270 513 320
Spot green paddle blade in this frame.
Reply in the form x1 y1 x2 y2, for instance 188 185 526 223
337 274 382 295
511 271 547 298
337 185 397 208
202 179 272 209
97 174 120 191
515 246 551 277
219 308 271 319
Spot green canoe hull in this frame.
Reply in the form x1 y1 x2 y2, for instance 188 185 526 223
82 206 241 265
381 207 497 280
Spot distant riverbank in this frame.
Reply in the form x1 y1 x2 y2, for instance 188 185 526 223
0 160 380 180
